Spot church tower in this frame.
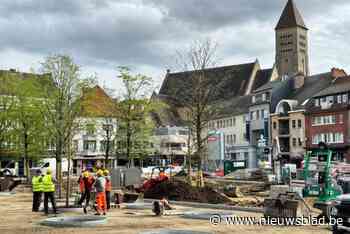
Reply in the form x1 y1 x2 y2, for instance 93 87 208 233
275 0 309 78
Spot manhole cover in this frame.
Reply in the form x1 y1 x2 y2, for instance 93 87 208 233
182 211 232 220
139 230 213 234
124 203 153 210
40 216 107 227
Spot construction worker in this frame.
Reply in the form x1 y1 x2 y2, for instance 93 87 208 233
32 169 43 212
104 169 111 210
94 170 106 215
78 170 95 214
42 168 57 215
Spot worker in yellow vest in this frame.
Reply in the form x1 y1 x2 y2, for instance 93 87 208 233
32 170 43 212
42 168 57 215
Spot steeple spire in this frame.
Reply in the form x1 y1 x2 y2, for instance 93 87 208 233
275 0 307 30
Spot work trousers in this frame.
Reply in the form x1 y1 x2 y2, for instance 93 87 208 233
44 192 57 214
79 190 91 208
32 192 42 212
105 191 111 210
95 192 107 214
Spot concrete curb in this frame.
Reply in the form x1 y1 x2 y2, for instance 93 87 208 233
143 199 263 213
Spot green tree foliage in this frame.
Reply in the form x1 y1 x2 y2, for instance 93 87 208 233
40 55 88 197
0 72 18 157
11 75 51 179
115 67 160 167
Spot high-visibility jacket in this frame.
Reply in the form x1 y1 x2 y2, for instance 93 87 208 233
32 176 43 192
79 176 95 192
42 175 55 192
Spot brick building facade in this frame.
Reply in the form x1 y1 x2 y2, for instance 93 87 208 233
305 76 350 162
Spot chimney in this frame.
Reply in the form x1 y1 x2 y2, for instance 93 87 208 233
293 72 305 90
331 67 347 79
166 69 171 74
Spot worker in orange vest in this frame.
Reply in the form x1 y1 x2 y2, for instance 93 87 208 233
94 170 107 215
78 170 95 214
104 169 112 210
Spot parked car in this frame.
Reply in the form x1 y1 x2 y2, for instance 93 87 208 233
331 194 350 234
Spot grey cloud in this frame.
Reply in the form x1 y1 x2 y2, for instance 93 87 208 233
0 0 349 82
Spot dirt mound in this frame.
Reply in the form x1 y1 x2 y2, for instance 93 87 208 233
144 179 231 204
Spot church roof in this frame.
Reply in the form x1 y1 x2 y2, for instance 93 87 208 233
158 62 258 105
275 0 307 30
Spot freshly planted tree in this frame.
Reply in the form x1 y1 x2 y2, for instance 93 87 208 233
172 39 226 187
40 55 86 197
115 67 158 167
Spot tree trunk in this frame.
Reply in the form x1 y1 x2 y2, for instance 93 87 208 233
56 134 63 198
105 133 110 169
186 129 192 185
65 140 71 208
196 115 204 188
23 130 30 182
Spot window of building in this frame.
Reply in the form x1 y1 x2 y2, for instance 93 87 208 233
339 114 344 124
298 119 302 128
233 135 237 144
298 138 302 146
315 99 320 107
256 110 260 120
261 110 264 119
86 124 95 135
229 119 233 127
335 133 344 143
252 96 256 103
273 122 277 129
83 140 96 152
262 93 266 101
292 138 297 147
233 117 236 126
343 94 348 103
327 96 334 104
337 95 342 103
292 120 296 128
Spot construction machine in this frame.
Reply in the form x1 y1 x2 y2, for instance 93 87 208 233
136 166 169 193
264 140 342 219
303 143 342 218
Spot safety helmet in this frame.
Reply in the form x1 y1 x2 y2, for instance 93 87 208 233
83 171 89 178
46 168 52 175
96 169 104 176
103 169 109 176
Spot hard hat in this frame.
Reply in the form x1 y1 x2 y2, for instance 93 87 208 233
46 168 52 174
96 170 104 176
103 169 109 176
83 171 89 178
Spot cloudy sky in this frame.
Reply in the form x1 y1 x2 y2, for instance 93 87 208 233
0 0 349 95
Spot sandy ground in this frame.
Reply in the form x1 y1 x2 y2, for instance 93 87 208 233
0 192 331 234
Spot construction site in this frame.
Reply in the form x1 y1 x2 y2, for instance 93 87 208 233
0 146 347 234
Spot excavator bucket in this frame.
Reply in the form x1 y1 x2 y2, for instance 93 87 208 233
264 192 311 218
